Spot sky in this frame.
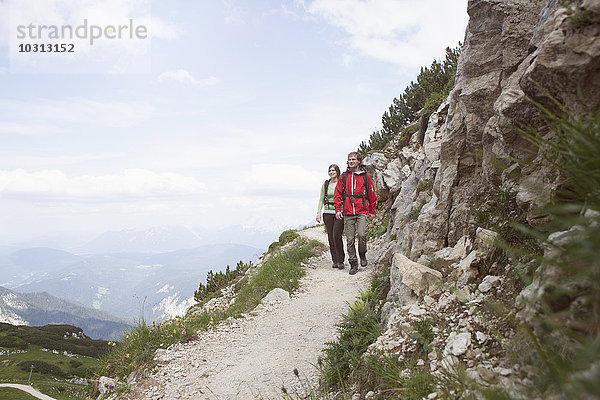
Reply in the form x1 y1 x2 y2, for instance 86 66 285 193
0 0 469 245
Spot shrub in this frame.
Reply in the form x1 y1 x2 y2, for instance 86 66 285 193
278 230 300 245
194 261 250 303
0 335 28 350
18 360 66 378
268 241 281 252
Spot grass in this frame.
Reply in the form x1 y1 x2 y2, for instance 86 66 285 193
317 268 389 391
230 239 320 314
0 345 98 400
0 388 39 400
89 234 324 398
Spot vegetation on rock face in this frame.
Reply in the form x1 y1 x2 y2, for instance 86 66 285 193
498 106 600 400
358 45 461 156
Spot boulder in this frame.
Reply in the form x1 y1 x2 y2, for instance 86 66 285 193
444 332 472 357
389 253 443 304
261 288 290 305
478 275 501 293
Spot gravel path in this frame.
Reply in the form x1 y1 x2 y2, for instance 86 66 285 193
0 383 58 400
125 225 376 400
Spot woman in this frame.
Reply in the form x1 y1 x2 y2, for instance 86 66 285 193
316 164 345 269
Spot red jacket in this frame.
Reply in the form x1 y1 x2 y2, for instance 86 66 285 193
334 167 377 215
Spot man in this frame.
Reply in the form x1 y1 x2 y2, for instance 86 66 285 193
334 152 377 275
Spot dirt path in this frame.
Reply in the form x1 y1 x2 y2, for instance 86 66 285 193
0 383 57 400
125 226 377 400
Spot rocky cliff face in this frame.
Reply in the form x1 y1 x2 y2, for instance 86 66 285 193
368 0 599 260
363 0 599 395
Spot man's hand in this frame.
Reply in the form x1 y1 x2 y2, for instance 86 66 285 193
316 214 322 223
336 211 343 220
368 214 374 221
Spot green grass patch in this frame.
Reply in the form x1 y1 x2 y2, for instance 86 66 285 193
0 345 97 400
318 268 389 390
230 239 321 315
0 388 39 400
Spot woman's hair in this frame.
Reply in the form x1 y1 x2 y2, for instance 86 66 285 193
328 164 341 178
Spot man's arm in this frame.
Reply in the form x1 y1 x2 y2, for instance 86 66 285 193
333 176 344 219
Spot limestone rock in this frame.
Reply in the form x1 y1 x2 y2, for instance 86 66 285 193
99 376 117 395
444 332 472 356
261 288 290 305
382 158 405 195
478 275 501 293
390 253 443 303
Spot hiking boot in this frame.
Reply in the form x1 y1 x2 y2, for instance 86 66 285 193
349 261 358 275
332 263 337 268
336 262 345 269
359 253 367 267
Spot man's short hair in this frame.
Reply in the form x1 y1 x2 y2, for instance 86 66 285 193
347 151 362 162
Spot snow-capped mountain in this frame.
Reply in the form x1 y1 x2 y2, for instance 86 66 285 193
0 286 129 340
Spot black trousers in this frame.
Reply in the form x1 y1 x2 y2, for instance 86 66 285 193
323 213 345 264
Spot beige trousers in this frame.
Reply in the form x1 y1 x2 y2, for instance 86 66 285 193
343 214 368 263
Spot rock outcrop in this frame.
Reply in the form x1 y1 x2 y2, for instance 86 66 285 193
365 0 599 396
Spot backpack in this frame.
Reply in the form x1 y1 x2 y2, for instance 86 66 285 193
340 171 368 209
323 179 334 206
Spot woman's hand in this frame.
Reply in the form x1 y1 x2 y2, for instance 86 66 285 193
316 214 322 223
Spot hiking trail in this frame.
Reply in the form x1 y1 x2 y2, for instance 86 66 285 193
124 225 380 400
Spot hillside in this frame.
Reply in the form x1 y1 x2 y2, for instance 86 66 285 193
0 286 129 340
0 323 108 400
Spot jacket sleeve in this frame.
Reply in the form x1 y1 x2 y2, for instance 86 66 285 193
366 173 377 214
333 177 344 213
317 182 325 215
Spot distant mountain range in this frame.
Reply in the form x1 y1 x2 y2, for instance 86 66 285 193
1 228 264 325
0 286 129 340
80 226 204 253
0 226 266 336
9 225 280 254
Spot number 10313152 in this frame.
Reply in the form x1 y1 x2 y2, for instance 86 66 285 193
18 43 75 52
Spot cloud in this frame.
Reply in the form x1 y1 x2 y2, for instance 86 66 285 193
0 153 125 169
0 168 206 201
0 98 156 134
308 0 468 68
157 70 219 88
238 164 322 197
